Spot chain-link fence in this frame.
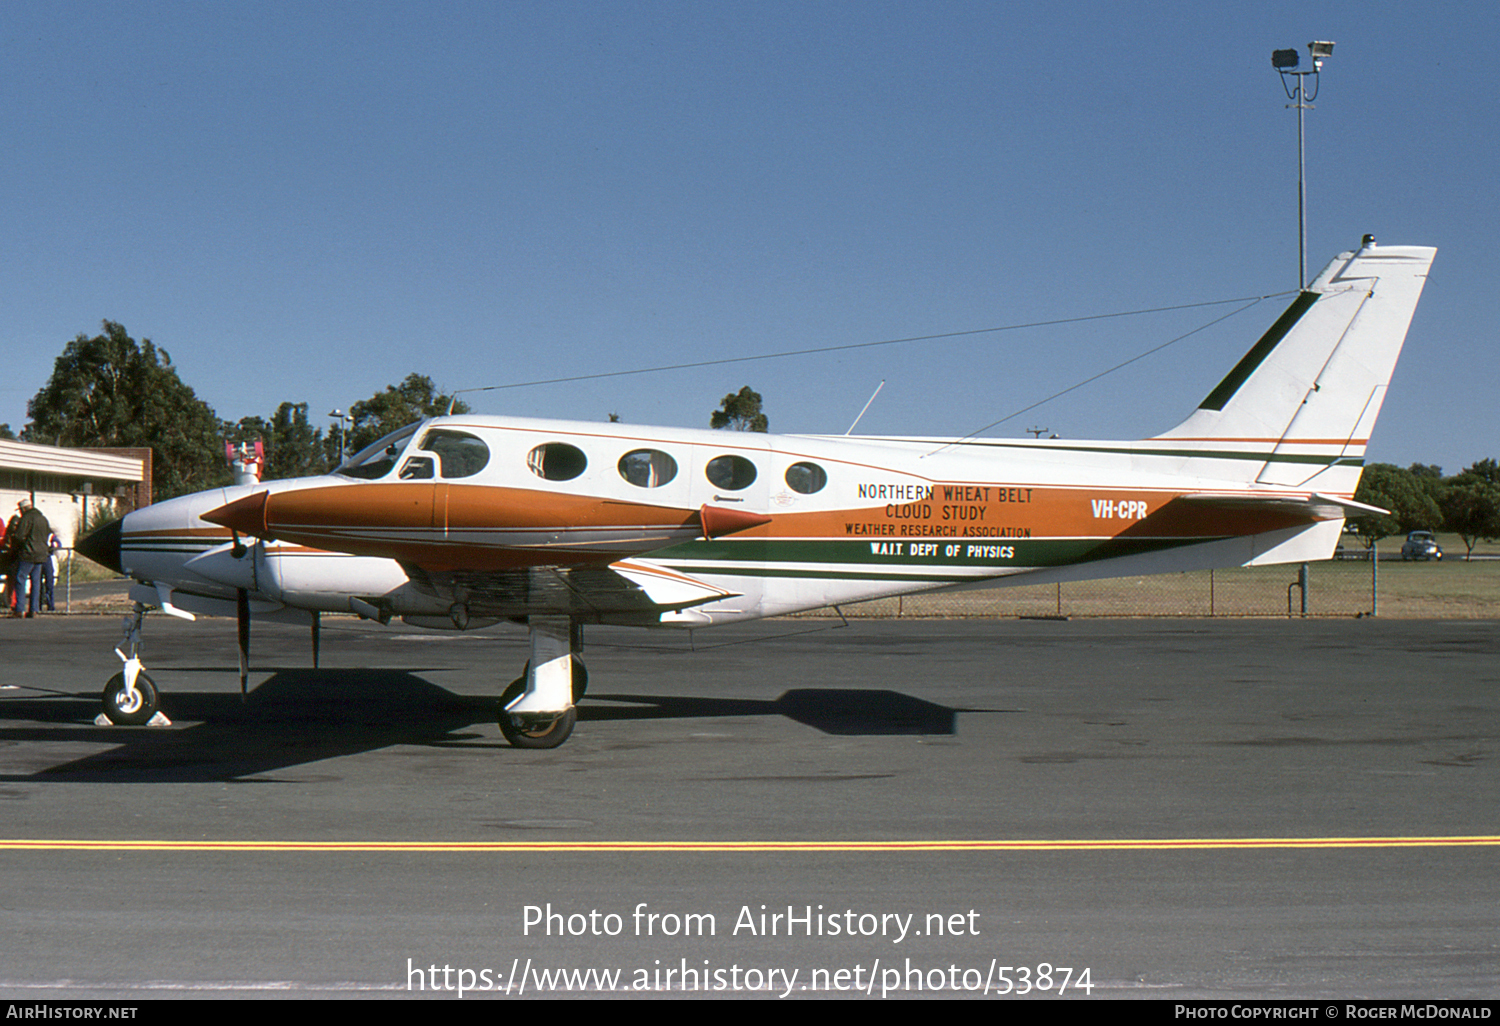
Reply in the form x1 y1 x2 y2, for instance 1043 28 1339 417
31 548 1500 620
6 549 115 616
813 556 1499 619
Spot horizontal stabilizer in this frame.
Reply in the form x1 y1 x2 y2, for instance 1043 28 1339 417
1177 491 1387 520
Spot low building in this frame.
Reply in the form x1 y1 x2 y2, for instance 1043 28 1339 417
0 440 148 549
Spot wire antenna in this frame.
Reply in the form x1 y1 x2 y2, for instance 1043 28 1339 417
922 294 1276 458
441 294 1291 406
845 380 885 435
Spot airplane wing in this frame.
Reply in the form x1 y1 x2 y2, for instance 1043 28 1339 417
396 558 738 623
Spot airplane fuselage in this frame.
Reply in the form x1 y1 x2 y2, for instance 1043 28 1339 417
108 414 1356 630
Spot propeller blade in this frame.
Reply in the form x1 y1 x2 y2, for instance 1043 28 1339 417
310 610 321 669
236 588 250 699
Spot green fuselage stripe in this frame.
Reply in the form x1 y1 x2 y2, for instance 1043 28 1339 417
656 535 1213 577
1198 290 1319 411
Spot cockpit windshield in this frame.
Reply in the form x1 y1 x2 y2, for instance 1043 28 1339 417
336 423 421 480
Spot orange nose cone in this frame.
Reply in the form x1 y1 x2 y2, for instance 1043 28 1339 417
204 491 270 536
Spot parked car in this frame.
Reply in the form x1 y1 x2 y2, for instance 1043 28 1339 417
1338 537 1374 561
1400 531 1443 561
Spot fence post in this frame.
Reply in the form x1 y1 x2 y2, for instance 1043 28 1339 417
1287 564 1308 618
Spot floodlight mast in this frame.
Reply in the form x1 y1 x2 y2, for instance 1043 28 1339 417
329 408 351 463
1273 41 1334 289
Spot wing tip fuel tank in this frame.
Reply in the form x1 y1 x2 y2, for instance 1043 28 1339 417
697 504 773 538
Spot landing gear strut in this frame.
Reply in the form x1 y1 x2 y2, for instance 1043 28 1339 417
498 617 583 749
96 602 172 727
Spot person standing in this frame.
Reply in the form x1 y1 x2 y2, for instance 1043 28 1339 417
42 530 61 612
12 499 53 618
0 513 16 615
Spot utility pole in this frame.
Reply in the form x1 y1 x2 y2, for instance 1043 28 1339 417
1271 42 1335 606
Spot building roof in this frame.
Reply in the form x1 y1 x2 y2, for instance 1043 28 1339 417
0 439 145 482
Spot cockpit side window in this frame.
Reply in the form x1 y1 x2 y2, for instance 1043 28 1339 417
420 430 490 479
398 456 435 480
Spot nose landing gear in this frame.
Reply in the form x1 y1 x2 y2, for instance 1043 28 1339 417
95 603 172 727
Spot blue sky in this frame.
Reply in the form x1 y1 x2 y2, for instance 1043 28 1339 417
3 1 1494 473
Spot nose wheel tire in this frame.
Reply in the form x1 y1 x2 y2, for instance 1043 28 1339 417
101 671 160 726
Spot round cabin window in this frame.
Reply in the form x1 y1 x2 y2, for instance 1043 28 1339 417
785 462 827 494
705 454 757 491
618 449 678 488
527 442 587 481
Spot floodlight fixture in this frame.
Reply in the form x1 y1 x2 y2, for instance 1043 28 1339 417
1270 39 1335 289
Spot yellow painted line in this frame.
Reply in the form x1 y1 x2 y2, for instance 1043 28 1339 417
0 836 1497 853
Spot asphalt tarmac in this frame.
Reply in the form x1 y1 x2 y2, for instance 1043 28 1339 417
0 613 1496 1000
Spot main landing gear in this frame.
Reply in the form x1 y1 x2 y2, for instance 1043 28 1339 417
96 603 172 727
498 617 585 749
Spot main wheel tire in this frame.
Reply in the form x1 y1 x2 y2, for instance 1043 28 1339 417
499 707 576 749
496 659 585 749
499 672 527 708
101 671 159 726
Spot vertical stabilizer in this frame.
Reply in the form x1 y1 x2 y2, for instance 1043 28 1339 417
1156 241 1435 492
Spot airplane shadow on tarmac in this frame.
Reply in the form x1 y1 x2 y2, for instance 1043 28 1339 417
0 670 958 783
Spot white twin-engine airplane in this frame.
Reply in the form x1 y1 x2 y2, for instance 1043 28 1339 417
77 240 1434 748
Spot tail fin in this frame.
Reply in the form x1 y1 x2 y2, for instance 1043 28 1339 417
1156 240 1435 492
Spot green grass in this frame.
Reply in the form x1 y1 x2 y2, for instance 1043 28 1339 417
1425 532 1500 561
57 553 122 584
